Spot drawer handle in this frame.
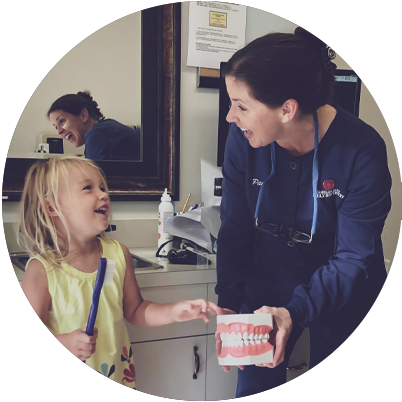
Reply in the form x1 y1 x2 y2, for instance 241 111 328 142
193 346 200 379
287 363 308 371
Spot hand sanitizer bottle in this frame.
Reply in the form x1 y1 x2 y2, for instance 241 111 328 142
158 188 174 256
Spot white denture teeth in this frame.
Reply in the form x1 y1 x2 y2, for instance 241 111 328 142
220 331 271 348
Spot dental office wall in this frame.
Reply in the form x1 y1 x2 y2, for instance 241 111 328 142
3 2 401 265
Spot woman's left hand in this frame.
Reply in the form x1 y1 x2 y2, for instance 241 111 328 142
253 306 293 368
172 299 224 323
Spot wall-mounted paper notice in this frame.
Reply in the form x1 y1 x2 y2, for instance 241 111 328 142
187 1 246 69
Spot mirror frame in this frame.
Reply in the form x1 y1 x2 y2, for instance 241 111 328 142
2 3 180 202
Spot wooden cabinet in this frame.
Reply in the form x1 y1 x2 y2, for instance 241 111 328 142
131 336 207 400
127 282 237 400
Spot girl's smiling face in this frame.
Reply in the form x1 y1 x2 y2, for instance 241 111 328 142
55 164 110 239
225 76 283 148
49 109 89 148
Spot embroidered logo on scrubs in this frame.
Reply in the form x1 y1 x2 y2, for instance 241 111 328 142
323 180 335 190
317 180 345 199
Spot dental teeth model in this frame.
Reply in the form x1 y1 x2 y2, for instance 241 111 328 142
217 314 274 366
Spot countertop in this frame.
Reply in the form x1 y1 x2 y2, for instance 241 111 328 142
12 247 217 288
129 247 217 288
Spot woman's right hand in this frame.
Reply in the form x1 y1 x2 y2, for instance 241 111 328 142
57 327 98 360
215 308 245 372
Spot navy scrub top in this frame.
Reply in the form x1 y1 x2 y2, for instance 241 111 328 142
84 118 141 161
216 107 391 329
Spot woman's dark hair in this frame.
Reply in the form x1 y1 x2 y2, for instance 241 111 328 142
223 27 337 115
47 90 105 121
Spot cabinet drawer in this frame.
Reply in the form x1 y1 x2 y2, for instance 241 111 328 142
126 284 209 343
131 335 207 400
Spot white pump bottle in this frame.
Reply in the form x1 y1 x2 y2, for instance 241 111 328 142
158 188 174 256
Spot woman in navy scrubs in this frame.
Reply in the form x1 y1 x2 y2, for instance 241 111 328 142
48 91 141 161
215 27 391 396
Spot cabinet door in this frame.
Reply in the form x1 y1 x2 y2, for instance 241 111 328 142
206 334 238 401
131 336 207 401
126 284 208 343
286 328 310 382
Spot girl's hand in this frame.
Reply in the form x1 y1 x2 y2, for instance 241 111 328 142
61 327 98 360
172 299 223 323
215 308 245 372
253 306 292 368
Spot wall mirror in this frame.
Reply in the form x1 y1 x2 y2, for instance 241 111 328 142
2 3 180 202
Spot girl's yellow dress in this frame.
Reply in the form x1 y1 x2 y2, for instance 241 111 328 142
28 238 136 389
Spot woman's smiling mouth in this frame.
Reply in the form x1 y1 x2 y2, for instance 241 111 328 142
240 127 254 140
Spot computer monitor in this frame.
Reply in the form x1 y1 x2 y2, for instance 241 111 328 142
217 63 362 167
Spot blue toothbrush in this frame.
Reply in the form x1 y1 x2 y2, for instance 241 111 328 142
83 258 115 362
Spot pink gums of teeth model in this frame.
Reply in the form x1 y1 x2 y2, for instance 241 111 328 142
217 314 274 366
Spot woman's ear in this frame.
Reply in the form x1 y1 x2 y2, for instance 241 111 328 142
281 99 298 123
81 108 90 123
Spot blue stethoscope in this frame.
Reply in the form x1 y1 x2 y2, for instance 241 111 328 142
254 110 319 241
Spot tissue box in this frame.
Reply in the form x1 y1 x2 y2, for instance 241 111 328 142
217 314 274 366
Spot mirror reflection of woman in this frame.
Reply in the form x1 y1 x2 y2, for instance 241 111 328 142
48 91 140 161
215 27 391 396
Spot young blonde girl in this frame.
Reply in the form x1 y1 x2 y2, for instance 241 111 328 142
20 157 220 390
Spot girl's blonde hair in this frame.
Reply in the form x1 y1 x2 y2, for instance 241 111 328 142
18 157 110 264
